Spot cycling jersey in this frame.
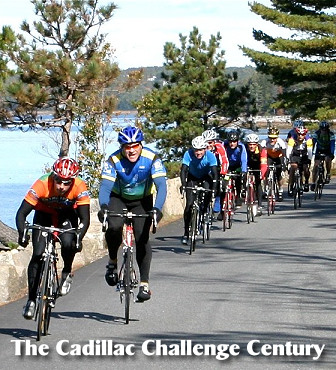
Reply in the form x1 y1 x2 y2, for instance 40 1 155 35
212 142 229 175
224 141 248 172
312 129 335 155
260 137 286 159
245 143 268 179
99 147 167 209
182 149 217 179
287 137 313 162
24 173 90 214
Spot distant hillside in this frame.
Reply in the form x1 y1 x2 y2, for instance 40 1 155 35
111 66 276 113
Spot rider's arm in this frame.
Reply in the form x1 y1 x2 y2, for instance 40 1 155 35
239 143 248 173
16 200 34 238
180 164 189 188
329 132 335 156
153 176 167 210
260 147 268 179
76 204 90 240
98 159 116 207
307 138 314 161
286 138 294 160
209 165 218 191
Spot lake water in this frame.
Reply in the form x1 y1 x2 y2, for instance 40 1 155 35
1 114 136 228
0 122 287 229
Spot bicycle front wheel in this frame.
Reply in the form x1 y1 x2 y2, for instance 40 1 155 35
189 208 198 254
36 255 50 341
123 248 131 324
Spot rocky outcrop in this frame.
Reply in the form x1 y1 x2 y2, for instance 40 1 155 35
0 178 184 306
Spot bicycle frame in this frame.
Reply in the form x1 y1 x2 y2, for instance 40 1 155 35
221 173 238 231
314 155 326 200
184 186 213 255
245 170 259 223
265 165 278 216
22 223 79 341
102 209 156 324
292 166 303 209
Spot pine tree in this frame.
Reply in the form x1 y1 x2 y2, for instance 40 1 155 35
136 27 251 161
241 0 336 119
0 0 140 156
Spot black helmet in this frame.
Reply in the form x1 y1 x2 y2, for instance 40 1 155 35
319 120 330 129
227 131 239 142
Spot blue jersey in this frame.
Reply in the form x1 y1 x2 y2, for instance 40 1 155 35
99 147 167 209
182 149 217 179
224 141 248 172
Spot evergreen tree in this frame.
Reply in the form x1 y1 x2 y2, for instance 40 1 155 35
0 0 140 156
136 27 251 161
241 0 336 120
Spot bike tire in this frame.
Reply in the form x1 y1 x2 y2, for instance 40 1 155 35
190 208 197 254
43 262 56 335
223 193 230 231
124 248 131 324
267 180 273 216
228 192 233 229
36 255 50 341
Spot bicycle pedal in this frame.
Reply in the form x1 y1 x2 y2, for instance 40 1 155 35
49 300 55 308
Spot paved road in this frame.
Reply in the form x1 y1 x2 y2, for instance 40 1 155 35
1 184 336 370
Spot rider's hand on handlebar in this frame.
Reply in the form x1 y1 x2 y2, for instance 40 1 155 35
151 207 163 223
18 233 30 248
97 204 109 223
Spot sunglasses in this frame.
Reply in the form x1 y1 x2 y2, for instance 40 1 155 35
123 142 141 150
54 176 73 185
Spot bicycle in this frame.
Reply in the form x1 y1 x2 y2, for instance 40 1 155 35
22 223 79 341
265 165 279 216
314 154 326 200
102 209 157 324
245 170 259 224
184 186 213 255
220 173 239 231
292 165 303 209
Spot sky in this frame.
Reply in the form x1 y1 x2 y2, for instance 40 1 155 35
0 0 280 69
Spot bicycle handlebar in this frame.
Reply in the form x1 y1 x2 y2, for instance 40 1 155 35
23 222 80 249
102 209 157 234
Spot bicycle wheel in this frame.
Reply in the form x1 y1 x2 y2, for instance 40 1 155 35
43 261 56 335
222 193 229 231
267 180 273 216
190 208 198 254
298 178 302 208
123 248 131 324
293 182 298 210
227 192 234 229
36 255 50 341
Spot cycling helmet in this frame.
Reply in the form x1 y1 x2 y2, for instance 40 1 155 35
118 126 144 145
192 136 207 149
202 129 218 142
227 131 239 142
52 157 80 180
293 119 304 128
319 120 330 129
245 133 259 143
295 126 308 135
268 126 279 138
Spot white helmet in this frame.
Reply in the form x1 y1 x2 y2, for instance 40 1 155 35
192 136 208 149
245 133 259 143
202 129 217 142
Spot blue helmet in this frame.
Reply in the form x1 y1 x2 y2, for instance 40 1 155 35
118 126 144 145
293 119 304 128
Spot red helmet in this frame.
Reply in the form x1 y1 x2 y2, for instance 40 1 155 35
295 126 308 136
52 157 80 180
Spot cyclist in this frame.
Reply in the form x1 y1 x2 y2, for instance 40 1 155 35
260 126 287 201
221 130 248 210
16 157 90 319
244 133 268 216
287 119 310 141
202 129 229 214
311 120 335 190
98 126 167 302
287 126 313 196
202 129 229 176
180 135 218 245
